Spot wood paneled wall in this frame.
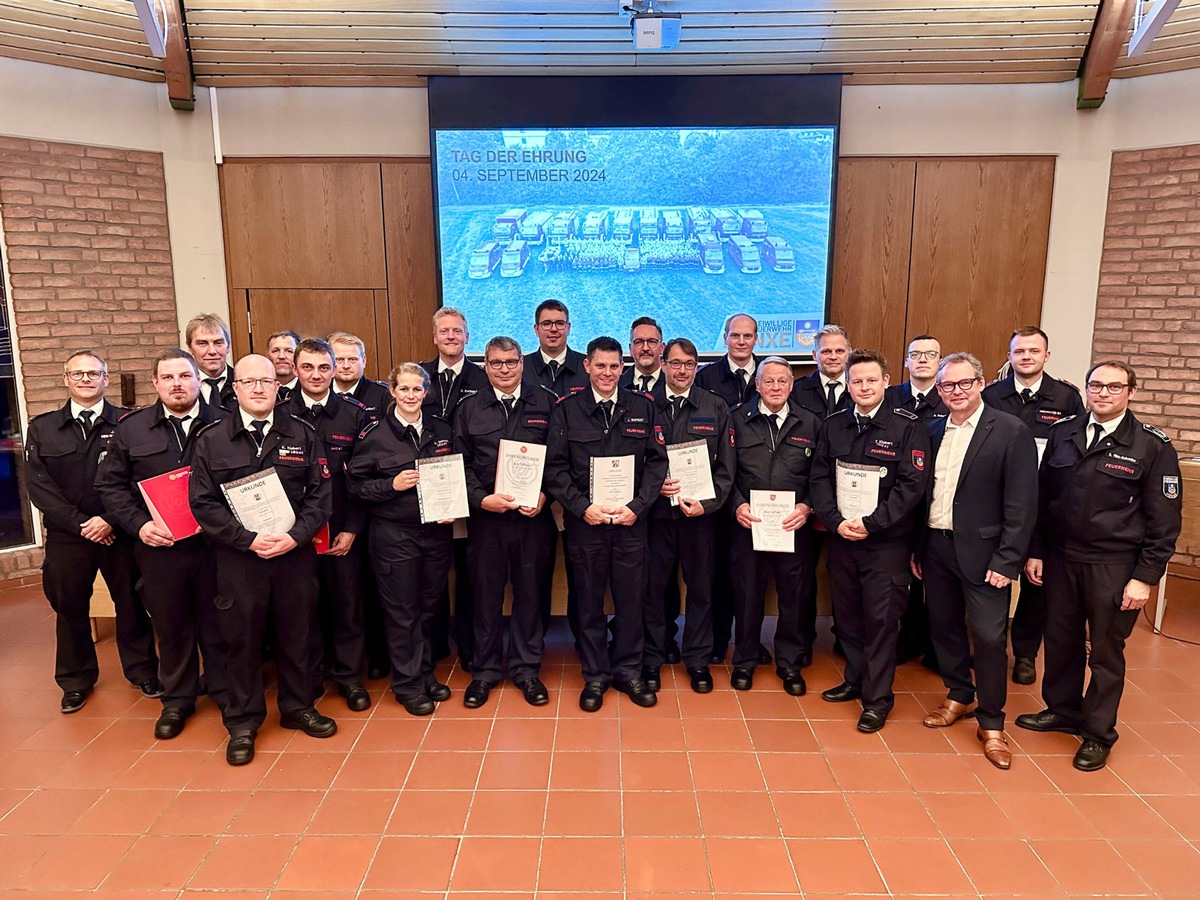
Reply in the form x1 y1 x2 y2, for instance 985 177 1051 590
831 156 1055 381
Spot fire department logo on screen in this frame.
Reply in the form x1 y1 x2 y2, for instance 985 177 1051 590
740 315 821 352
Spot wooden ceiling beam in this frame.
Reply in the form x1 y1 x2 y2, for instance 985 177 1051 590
162 0 194 110
1077 0 1137 108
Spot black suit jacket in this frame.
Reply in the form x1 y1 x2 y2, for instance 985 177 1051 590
923 405 1038 582
791 370 850 418
619 366 667 401
420 357 488 421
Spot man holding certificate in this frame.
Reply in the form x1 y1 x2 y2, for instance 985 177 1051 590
809 350 930 733
453 336 557 709
728 357 823 695
546 336 668 712
642 337 735 695
97 348 231 740
190 354 335 766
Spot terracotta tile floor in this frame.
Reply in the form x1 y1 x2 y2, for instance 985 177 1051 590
2 582 1199 898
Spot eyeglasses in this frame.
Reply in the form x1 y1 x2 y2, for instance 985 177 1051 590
907 350 940 361
234 377 277 389
65 370 105 382
665 359 697 370
1085 381 1131 395
485 359 521 371
537 319 569 330
631 338 661 348
936 378 980 394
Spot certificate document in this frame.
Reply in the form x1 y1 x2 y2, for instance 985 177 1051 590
495 439 546 508
417 454 470 523
220 467 296 535
138 466 201 540
835 460 882 521
590 455 635 508
667 439 716 507
750 489 795 553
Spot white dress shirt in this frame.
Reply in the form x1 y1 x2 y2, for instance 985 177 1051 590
928 402 985 529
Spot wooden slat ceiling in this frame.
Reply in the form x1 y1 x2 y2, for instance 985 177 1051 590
1 0 1199 88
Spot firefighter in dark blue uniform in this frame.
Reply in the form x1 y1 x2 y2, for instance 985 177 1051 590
1017 361 1182 772
729 357 823 695
981 326 1085 685
347 362 456 716
545 336 668 712
26 350 160 714
642 338 735 694
810 350 931 732
96 349 230 739
189 354 335 766
278 339 372 711
454 337 558 709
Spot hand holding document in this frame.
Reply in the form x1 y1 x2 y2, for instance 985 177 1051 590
835 460 882 521
220 467 296 536
138 466 201 541
589 455 635 508
417 454 470 523
495 439 546 509
666 440 716 507
750 489 795 553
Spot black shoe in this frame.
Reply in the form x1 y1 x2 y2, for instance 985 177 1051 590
397 693 435 716
665 643 682 664
730 667 754 691
337 682 372 712
154 707 191 740
776 667 807 697
758 643 773 664
821 682 862 703
60 688 91 714
463 679 491 709
857 709 888 733
579 681 606 712
426 682 451 702
226 733 256 766
367 663 390 680
1012 657 1037 685
516 677 549 707
687 666 713 694
137 677 166 699
614 678 657 708
1073 739 1111 772
641 666 661 692
280 708 338 738
1014 709 1081 735
709 648 726 664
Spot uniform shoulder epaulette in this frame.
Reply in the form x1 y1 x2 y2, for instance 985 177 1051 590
191 418 223 439
341 394 366 410
1143 422 1171 443
823 409 842 421
984 377 1002 387
1049 414 1077 427
118 406 150 422
535 384 559 402
357 419 381 441
893 407 919 421
288 413 317 433
1059 377 1080 393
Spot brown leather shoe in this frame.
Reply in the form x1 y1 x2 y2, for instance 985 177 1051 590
922 699 977 728
977 728 1012 770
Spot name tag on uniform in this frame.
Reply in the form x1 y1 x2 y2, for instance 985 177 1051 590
276 442 306 462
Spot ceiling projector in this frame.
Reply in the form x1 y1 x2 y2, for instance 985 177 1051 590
625 3 681 51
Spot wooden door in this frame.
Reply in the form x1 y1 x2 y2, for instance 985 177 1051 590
244 288 391 381
381 161 438 367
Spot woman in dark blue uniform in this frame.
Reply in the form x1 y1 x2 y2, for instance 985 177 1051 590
347 363 456 716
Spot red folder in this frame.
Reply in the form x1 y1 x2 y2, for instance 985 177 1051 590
313 523 331 554
137 466 201 540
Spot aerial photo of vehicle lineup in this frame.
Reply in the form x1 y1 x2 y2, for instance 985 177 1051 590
432 126 836 354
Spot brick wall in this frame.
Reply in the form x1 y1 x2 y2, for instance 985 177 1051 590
0 135 183 581
1094 143 1200 568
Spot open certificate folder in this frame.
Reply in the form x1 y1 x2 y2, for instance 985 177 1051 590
137 466 202 540
666 439 716 507
750 489 795 553
416 454 470 523
219 467 296 535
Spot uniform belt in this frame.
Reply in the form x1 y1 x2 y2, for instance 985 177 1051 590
931 528 954 540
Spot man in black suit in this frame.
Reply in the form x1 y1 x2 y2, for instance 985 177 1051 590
267 329 301 404
185 313 237 412
918 352 1038 770
694 312 759 662
981 326 1085 686
790 323 852 418
420 307 488 670
523 298 589 399
619 316 666 397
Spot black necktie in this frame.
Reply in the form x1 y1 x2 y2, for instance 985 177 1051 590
249 419 267 453
600 399 614 430
77 409 94 440
766 412 781 445
308 402 323 420
441 368 455 394
548 360 560 383
405 424 420 452
913 392 924 412
736 368 749 398
669 395 684 422
856 413 871 434
167 414 188 450
1088 423 1104 450
1021 388 1034 404
204 378 221 403
640 374 652 393
825 382 839 414
501 394 515 419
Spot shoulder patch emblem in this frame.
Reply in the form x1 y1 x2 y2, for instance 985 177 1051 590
318 457 331 479
653 424 666 445
729 427 736 448
1164 475 1180 499
1143 423 1171 443
912 449 925 471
